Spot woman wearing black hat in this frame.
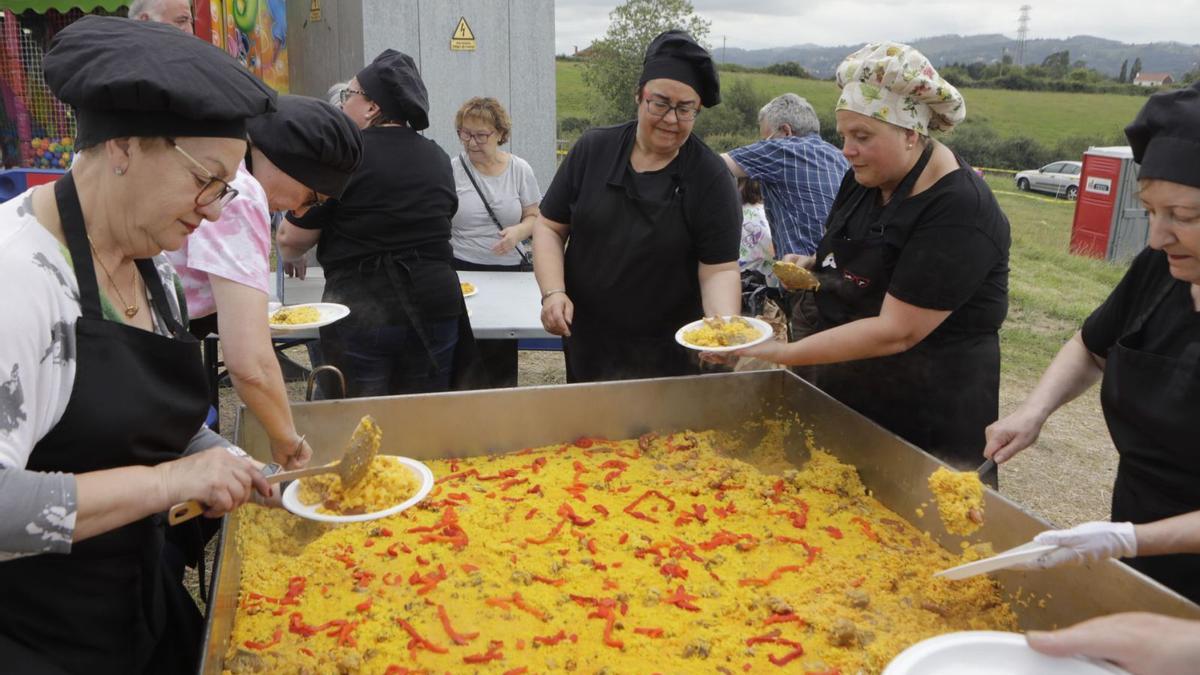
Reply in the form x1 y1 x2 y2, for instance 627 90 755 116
534 30 742 382
278 50 466 397
0 16 276 674
984 82 1200 602
167 95 362 469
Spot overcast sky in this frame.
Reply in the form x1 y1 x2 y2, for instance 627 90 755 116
554 1 1200 55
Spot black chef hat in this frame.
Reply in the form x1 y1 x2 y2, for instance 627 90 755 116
638 30 720 108
43 16 276 147
1125 81 1200 189
247 95 363 199
356 49 430 131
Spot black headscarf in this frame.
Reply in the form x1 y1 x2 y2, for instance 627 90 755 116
638 30 721 108
356 49 430 130
247 95 363 199
1125 81 1200 189
43 16 276 147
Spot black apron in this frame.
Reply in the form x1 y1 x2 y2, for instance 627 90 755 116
0 174 210 674
1101 276 1200 602
564 162 699 383
796 147 1000 481
320 248 485 395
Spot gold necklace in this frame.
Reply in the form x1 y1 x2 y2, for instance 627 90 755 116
87 236 140 318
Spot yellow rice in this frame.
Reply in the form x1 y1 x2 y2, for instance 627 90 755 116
682 316 762 348
298 455 420 516
226 426 1016 674
928 467 985 536
270 306 321 326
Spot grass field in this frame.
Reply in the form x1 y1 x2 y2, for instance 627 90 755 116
556 61 1146 147
983 175 1128 381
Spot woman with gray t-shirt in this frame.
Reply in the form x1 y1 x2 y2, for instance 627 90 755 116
450 97 541 385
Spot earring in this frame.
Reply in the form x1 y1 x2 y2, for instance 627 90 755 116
906 144 913 150
114 168 125 176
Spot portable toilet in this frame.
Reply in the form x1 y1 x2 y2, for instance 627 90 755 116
1069 146 1148 262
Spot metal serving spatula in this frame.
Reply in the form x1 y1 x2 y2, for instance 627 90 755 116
168 415 381 526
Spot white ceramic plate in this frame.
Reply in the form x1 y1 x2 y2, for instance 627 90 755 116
281 456 435 524
884 631 1129 675
268 302 350 332
934 542 1059 580
674 316 774 353
461 283 478 298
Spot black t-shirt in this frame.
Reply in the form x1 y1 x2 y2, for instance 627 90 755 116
540 121 740 335
289 126 460 319
830 159 1011 340
1082 248 1200 358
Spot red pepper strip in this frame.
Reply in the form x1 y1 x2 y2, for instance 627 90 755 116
557 502 595 527
384 667 428 675
378 542 400 558
510 592 548 620
618 532 629 545
603 578 620 590
660 562 689 580
352 569 375 587
692 503 709 522
615 448 641 459
769 645 806 666
378 527 393 537
299 647 315 658
395 618 449 654
363 538 375 548
531 575 566 587
334 621 358 648
461 563 480 573
524 508 539 520
437 604 479 645
573 437 594 448
524 518 566 544
634 626 664 638
244 628 282 650
850 576 866 588
355 596 373 613
498 477 529 491
447 492 471 502
824 526 844 539
697 529 759 551
568 594 597 607
763 613 804 626
533 629 568 646
592 504 610 517
805 669 843 675
436 468 480 484
485 598 512 610
624 490 677 519
476 468 520 481
714 501 738 518
587 538 599 555
598 459 628 470
669 537 705 562
771 478 786 502
739 564 802 587
463 640 505 664
802 541 822 565
409 564 448 595
850 516 880 542
526 484 543 495
504 668 529 675
529 457 547 474
662 585 702 612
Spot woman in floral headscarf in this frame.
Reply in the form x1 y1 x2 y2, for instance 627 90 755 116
733 42 1012 482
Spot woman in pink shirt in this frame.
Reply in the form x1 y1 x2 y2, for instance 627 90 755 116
167 95 362 468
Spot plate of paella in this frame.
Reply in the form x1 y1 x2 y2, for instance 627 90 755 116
460 281 478 298
675 315 773 352
267 302 350 332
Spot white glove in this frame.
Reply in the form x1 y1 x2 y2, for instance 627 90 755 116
1015 521 1138 569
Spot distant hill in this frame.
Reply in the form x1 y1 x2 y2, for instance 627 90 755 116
717 34 1200 79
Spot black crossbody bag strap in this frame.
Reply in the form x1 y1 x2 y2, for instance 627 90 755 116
460 154 532 267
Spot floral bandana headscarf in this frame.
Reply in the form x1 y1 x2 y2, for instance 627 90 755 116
835 42 966 135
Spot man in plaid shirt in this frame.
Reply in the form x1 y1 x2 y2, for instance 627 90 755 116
722 94 848 256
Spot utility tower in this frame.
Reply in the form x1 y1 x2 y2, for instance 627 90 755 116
1017 5 1031 66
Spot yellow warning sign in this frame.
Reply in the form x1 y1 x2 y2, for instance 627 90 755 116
450 16 476 51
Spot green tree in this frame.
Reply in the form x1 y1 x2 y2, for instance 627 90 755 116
1118 59 1128 83
581 0 711 124
764 61 809 78
1041 50 1070 78
1131 57 1143 81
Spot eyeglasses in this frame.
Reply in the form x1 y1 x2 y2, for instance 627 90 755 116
172 141 238 208
339 87 368 104
457 128 495 144
644 98 700 121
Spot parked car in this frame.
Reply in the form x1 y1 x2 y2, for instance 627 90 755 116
1015 160 1082 199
